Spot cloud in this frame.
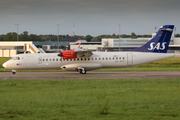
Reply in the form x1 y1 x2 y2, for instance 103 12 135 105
1 0 180 17
0 0 180 35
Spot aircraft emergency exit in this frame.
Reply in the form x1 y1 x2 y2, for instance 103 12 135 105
3 25 175 74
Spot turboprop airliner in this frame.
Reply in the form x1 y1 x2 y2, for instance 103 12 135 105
3 25 175 74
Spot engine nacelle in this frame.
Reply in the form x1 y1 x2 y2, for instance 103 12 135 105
61 50 77 59
61 63 102 71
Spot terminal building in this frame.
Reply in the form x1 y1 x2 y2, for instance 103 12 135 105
0 41 45 57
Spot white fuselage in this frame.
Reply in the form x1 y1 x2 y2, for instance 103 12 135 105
3 52 174 71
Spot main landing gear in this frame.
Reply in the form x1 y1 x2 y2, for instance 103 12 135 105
79 69 86 74
12 70 16 75
76 68 86 74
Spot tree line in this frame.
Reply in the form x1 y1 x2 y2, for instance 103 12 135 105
0 31 180 42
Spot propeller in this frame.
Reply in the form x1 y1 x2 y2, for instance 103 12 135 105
57 51 63 66
57 51 62 57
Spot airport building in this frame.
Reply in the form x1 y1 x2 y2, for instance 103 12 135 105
0 41 44 57
0 36 83 57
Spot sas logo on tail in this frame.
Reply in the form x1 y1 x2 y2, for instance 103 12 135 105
148 42 167 50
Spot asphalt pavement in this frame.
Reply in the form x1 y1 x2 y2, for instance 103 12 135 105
0 71 180 80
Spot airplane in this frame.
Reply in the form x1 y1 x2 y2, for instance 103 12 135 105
3 25 175 74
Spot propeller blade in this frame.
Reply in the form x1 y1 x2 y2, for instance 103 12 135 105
57 51 62 57
57 51 63 67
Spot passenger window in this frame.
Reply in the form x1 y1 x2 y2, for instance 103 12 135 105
123 57 125 59
106 58 108 60
60 58 61 61
50 59 51 61
43 59 45 61
95 58 97 60
84 58 86 61
81 58 83 61
116 57 118 60
88 58 90 60
102 58 104 60
77 58 79 61
109 57 111 60
113 58 115 60
46 59 48 61
91 58 93 60
53 59 55 61
74 59 76 61
99 58 101 60
119 57 121 59
56 59 58 61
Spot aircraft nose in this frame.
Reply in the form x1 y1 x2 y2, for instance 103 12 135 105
3 62 7 68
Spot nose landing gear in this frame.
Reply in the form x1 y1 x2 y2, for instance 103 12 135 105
12 70 16 75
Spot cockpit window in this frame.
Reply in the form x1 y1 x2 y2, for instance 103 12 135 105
11 57 20 60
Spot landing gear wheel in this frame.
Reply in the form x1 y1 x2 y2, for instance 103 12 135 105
12 72 16 74
79 69 86 74
12 70 16 75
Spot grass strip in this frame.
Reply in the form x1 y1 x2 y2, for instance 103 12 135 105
0 79 180 120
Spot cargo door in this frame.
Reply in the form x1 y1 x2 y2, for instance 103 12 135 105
127 53 133 65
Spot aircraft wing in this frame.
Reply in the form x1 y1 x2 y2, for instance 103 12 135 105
58 48 93 59
75 49 93 58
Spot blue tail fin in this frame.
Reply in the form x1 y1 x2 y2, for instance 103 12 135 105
126 25 174 53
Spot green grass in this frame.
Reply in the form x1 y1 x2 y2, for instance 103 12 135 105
0 79 180 120
1 57 180 71
0 57 10 68
136 57 180 67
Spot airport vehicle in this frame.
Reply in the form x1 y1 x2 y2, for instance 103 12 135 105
3 25 175 74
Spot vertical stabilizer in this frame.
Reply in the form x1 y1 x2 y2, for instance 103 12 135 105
126 25 174 53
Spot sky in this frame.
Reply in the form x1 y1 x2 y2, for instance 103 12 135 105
0 0 180 36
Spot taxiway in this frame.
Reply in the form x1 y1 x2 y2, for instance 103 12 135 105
0 71 180 80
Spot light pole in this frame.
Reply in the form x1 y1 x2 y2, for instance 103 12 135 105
15 24 20 41
57 24 60 50
119 24 121 52
57 24 60 41
73 23 75 36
